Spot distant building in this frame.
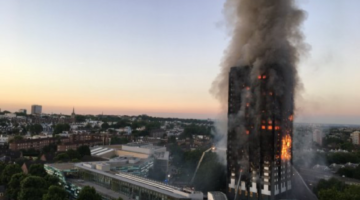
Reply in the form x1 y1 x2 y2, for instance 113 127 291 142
312 129 323 145
31 105 42 115
18 109 27 114
57 140 103 152
350 131 360 145
9 137 69 151
150 129 166 138
71 108 76 123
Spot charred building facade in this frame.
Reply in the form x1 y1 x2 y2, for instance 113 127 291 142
227 66 293 200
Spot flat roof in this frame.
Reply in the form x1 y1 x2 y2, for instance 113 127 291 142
68 179 127 200
75 163 194 199
45 163 76 171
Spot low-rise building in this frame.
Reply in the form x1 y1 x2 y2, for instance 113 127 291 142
57 140 103 152
9 137 70 151
350 131 360 145
45 160 203 200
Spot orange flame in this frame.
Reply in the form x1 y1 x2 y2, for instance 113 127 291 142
281 135 292 160
289 115 293 121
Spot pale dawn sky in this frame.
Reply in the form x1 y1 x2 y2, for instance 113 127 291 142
0 0 359 124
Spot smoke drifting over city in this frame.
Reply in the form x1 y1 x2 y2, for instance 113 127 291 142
211 0 308 156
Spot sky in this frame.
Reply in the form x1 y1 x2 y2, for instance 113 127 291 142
0 0 359 124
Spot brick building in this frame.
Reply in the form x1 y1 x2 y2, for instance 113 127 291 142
9 137 69 151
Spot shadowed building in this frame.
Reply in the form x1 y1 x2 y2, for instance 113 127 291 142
227 66 294 200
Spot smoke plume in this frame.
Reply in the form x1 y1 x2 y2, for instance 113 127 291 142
211 0 308 161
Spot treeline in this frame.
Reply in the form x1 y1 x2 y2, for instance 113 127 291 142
327 152 360 164
0 162 66 200
179 124 213 139
337 165 360 180
323 136 355 151
0 162 122 200
314 178 360 200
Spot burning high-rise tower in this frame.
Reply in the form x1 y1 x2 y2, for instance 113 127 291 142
227 65 294 200
210 0 306 198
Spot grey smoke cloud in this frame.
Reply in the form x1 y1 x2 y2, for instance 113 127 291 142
210 0 309 181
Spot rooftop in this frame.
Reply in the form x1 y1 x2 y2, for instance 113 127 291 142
75 163 201 199
45 163 76 171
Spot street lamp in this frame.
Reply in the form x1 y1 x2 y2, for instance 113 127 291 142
190 146 216 184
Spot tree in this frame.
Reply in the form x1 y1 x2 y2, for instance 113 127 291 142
29 124 43 134
75 115 86 123
29 164 47 177
67 149 81 160
55 153 69 162
101 122 109 130
44 174 60 188
0 162 6 176
117 197 124 200
53 124 71 134
111 136 129 145
42 143 57 154
77 146 91 157
1 164 22 185
77 186 102 200
43 185 68 200
318 188 340 200
6 173 28 200
18 176 48 200
168 136 177 144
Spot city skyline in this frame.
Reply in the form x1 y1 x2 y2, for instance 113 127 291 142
1 0 360 124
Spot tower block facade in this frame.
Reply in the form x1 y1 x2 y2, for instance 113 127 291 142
227 66 293 200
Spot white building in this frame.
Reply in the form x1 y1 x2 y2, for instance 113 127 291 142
350 131 360 145
31 105 42 115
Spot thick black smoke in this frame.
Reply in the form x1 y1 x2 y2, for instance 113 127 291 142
211 0 308 162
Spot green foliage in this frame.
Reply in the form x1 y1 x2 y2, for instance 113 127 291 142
22 148 40 157
29 164 47 177
112 120 131 128
0 162 6 176
44 174 60 188
53 124 71 134
327 152 360 164
75 115 86 123
6 173 28 200
42 143 57 154
28 124 43 134
111 136 129 145
101 122 110 129
314 178 347 197
67 149 81 160
1 164 22 185
9 135 24 143
77 186 102 200
337 165 360 180
314 178 360 200
55 153 69 162
168 136 177 144
43 185 68 200
77 145 91 157
55 146 90 162
317 184 360 200
117 197 124 200
18 176 48 200
180 124 212 139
